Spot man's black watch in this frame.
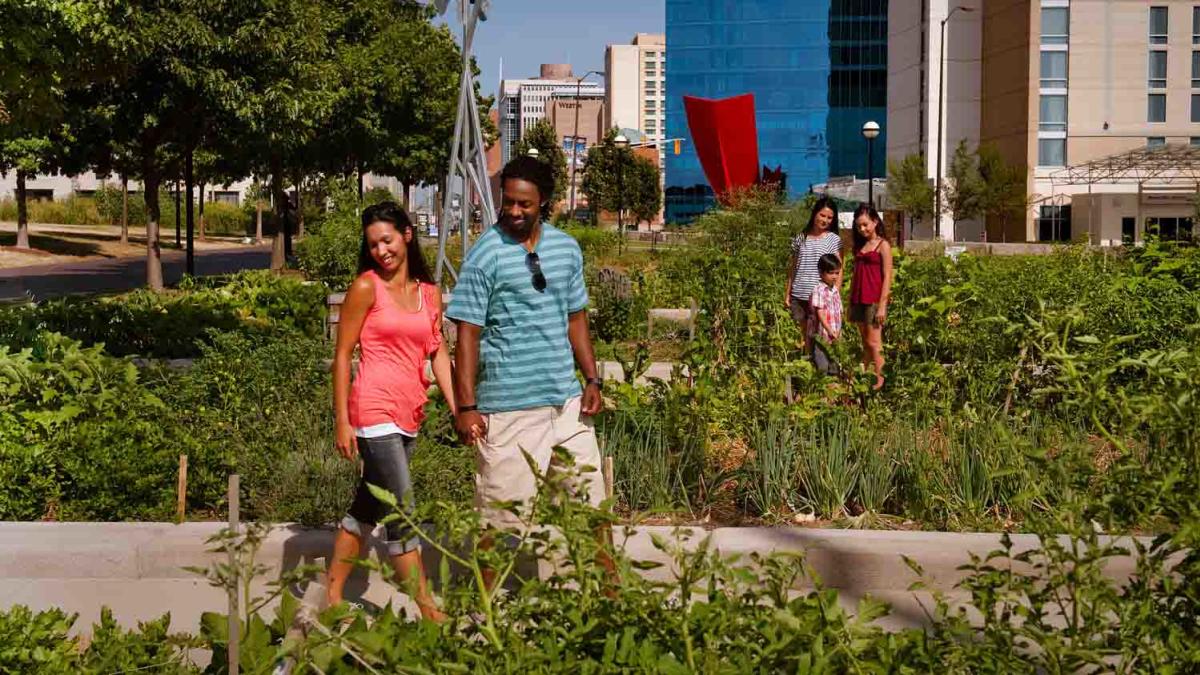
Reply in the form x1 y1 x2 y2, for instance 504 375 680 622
458 404 477 413
585 377 603 391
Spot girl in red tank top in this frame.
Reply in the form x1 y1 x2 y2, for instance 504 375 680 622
849 204 894 391
327 202 456 622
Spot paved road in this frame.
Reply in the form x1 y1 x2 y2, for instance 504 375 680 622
0 246 272 302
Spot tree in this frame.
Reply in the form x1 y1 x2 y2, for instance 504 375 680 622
976 143 1030 242
0 0 93 250
515 118 569 204
887 153 935 236
580 129 659 223
627 155 662 228
943 139 984 238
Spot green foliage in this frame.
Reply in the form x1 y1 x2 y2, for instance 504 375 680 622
580 129 662 229
887 153 935 228
296 209 361 289
0 333 185 520
944 138 983 224
0 270 326 359
514 118 569 203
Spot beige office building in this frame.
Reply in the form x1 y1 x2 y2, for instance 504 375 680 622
605 33 666 165
889 0 1200 243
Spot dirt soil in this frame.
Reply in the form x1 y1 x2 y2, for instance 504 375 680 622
0 222 255 270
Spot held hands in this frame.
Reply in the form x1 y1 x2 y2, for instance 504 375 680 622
455 409 487 446
874 304 887 327
335 421 358 460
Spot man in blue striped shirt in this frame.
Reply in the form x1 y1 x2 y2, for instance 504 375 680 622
447 156 606 533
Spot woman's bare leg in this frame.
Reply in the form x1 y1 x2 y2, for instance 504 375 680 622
389 550 446 622
326 527 363 607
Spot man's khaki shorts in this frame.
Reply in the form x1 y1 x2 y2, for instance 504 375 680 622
474 395 605 529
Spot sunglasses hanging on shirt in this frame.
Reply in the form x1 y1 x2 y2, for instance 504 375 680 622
526 251 546 292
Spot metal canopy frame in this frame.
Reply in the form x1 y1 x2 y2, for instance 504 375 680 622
1048 143 1200 244
1050 143 1200 187
434 0 494 285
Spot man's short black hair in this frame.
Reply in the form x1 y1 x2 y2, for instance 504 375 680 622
500 155 555 221
817 253 841 275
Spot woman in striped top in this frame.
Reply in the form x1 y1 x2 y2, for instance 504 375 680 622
785 197 843 348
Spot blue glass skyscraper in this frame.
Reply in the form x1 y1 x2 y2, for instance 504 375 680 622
665 0 888 222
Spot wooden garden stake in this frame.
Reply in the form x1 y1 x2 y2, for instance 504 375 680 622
688 297 698 342
175 455 188 523
603 456 614 501
227 474 240 675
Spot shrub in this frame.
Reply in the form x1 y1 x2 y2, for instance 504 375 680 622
296 209 361 289
0 270 327 359
201 200 250 236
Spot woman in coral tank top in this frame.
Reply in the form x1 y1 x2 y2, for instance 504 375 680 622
849 203 893 391
327 202 455 622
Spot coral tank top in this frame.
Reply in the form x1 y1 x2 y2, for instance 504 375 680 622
348 271 442 433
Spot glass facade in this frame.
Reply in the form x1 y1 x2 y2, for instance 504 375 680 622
665 0 887 222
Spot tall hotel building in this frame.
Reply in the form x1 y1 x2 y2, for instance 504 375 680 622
665 0 888 222
606 33 667 165
890 1 1200 243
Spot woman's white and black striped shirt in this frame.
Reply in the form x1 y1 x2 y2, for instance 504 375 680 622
789 231 842 301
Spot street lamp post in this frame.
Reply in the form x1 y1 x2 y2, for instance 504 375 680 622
862 120 880 207
614 134 629 255
569 70 604 223
935 5 974 241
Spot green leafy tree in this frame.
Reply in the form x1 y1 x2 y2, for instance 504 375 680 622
976 143 1030 242
219 0 347 271
887 153 935 235
627 154 662 228
515 118 569 203
0 0 98 249
580 128 629 221
580 129 660 229
944 139 984 237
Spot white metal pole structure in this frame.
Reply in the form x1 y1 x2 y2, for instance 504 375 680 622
433 0 495 285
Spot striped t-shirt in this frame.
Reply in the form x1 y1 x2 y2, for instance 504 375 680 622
446 223 588 413
789 231 842 301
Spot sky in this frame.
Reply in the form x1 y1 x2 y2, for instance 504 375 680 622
437 0 666 100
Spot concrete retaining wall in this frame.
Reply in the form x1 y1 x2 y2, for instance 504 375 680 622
0 522 1152 635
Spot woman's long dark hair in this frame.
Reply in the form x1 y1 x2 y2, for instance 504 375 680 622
851 202 886 253
804 196 839 237
358 201 433 283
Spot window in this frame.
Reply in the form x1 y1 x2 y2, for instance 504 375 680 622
1150 51 1168 88
1037 205 1072 242
1150 6 1169 45
1148 136 1166 147
1146 216 1195 241
1038 138 1066 166
1192 136 1200 146
1039 94 1067 131
1194 94 1200 122
1149 94 1167 122
1041 51 1068 88
1195 6 1200 43
1122 217 1136 244
1041 7 1069 45
645 99 656 112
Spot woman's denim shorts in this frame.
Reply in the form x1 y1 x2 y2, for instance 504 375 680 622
340 433 420 556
